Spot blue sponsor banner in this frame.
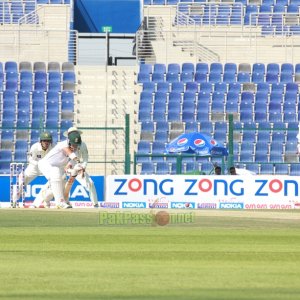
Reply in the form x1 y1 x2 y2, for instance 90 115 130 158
219 202 244 209
122 202 146 209
171 202 195 209
0 175 104 202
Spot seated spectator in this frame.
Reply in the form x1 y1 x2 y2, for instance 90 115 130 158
229 166 237 175
214 166 222 175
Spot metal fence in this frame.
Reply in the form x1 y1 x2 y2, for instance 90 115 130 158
0 114 131 176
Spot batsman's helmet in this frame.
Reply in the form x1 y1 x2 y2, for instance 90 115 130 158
40 131 52 142
63 126 82 137
68 131 82 145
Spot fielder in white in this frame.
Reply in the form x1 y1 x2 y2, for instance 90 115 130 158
12 131 53 208
35 127 99 208
37 131 83 209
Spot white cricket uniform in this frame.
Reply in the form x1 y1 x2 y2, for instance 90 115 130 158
37 141 99 206
12 142 52 203
25 142 53 184
70 141 98 206
38 140 79 206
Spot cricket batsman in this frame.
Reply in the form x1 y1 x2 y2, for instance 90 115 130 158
37 131 83 209
34 127 99 208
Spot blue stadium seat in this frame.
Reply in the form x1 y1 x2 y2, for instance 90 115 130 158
47 90 59 102
287 4 298 12
290 164 300 175
61 100 73 113
226 101 238 113
270 91 283 103
24 1 35 13
156 82 169 93
60 120 73 131
182 111 195 122
245 164 259 174
237 72 251 82
254 111 268 122
152 72 165 83
281 63 294 75
224 63 237 74
240 142 254 154
139 64 152 75
195 72 207 83
269 111 283 122
180 72 193 83
48 81 61 92
152 141 166 162
253 63 266 74
154 90 167 102
214 82 227 93
168 91 182 104
185 82 198 93
138 72 151 83
154 131 168 142
156 121 169 132
280 73 293 83
14 151 27 163
153 101 166 113
141 162 154 174
199 121 213 133
167 111 180 122
271 82 284 93
272 131 286 143
210 63 223 74
0 149 12 162
260 164 274 174
283 112 297 122
266 73 279 83
182 63 195 74
168 63 180 74
286 83 298 93
228 82 241 92
196 63 209 74
171 82 184 93
34 80 47 92
209 72 222 83
5 61 18 73
153 63 167 74
267 63 280 75
48 71 61 83
251 72 264 83
166 72 179 82
137 140 151 163
143 82 156 92
273 4 285 12
185 121 198 132
275 164 289 175
223 72 236 83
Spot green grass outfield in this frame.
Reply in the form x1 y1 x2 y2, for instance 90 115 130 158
1 209 300 300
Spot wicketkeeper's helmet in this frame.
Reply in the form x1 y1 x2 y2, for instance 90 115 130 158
40 131 53 142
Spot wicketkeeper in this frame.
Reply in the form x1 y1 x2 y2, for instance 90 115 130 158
12 131 53 208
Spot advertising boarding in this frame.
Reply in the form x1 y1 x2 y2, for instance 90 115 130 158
106 175 300 209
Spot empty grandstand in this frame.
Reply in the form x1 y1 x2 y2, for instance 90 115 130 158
1 0 300 176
